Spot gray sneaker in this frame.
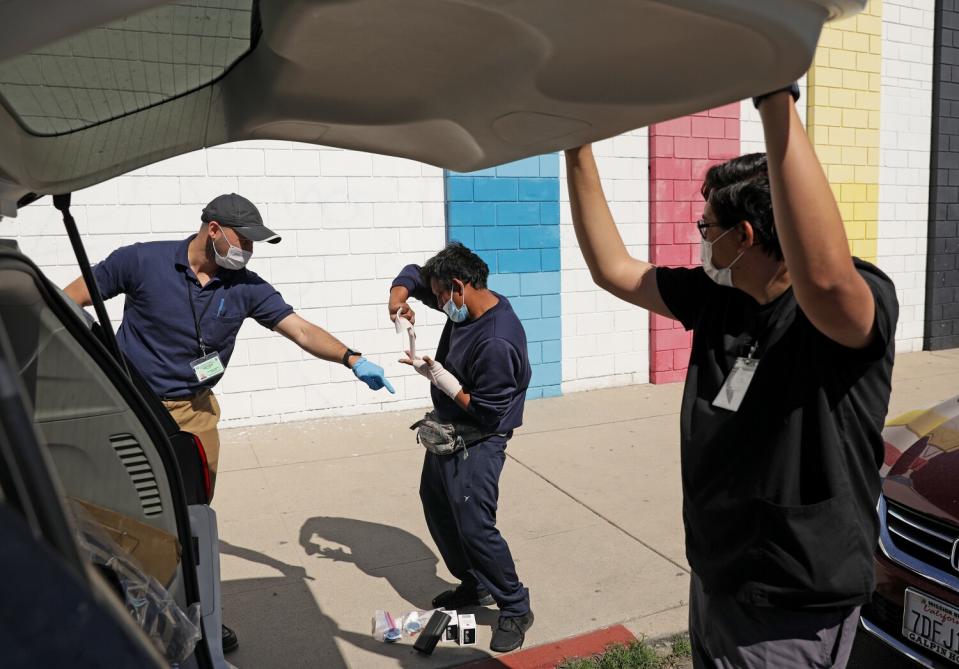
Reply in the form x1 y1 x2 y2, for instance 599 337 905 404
490 610 534 653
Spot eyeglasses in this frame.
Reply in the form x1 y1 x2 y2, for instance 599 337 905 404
695 218 722 240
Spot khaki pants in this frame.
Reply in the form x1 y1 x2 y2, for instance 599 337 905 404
163 390 222 498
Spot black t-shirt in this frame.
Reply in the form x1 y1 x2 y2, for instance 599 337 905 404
657 258 898 609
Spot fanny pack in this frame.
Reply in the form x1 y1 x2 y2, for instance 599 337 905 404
410 410 505 456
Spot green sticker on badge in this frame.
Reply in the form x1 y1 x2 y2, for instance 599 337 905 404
191 351 225 382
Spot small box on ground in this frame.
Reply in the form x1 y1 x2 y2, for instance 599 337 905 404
458 613 476 646
443 609 458 641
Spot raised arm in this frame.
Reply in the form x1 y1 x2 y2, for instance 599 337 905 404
388 263 441 325
758 92 876 349
565 145 674 318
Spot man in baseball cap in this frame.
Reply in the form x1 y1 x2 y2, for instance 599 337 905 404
201 192 282 244
64 192 393 654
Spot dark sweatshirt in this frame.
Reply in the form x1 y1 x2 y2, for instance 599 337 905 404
392 264 531 434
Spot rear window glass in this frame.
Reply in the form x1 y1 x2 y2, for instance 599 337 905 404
0 0 254 136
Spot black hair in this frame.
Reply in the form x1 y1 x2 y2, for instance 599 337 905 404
421 241 489 290
701 153 782 261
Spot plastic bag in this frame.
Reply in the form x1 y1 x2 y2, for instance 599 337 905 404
372 609 402 642
71 504 202 663
371 608 437 643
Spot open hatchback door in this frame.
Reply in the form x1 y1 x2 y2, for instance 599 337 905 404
0 0 864 207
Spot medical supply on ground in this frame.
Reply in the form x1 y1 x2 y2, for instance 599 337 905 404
443 609 458 641
413 610 451 655
372 609 402 642
458 613 477 645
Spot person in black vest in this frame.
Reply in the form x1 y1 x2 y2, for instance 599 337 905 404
388 242 534 653
565 83 898 668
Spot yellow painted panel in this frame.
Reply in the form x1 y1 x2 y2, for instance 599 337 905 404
841 145 868 165
829 125 857 146
841 183 868 201
842 108 869 129
808 1 881 259
856 91 881 111
857 52 882 74
829 164 857 183
854 201 878 221
857 14 882 36
838 201 857 220
845 220 867 240
829 88 857 108
855 165 879 183
855 129 880 148
843 69 871 91
851 238 877 260
830 48 858 69
843 31 870 52
816 66 845 88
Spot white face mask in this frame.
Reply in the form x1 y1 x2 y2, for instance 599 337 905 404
212 232 252 270
700 226 744 287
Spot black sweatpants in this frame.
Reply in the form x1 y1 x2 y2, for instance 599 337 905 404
419 437 530 618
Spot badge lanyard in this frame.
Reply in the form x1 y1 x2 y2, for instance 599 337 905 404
712 296 791 413
185 273 226 382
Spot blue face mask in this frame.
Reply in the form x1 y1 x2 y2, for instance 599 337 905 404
442 296 469 323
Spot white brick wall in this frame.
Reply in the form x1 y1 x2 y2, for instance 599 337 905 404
559 130 651 393
2 141 446 427
879 0 934 352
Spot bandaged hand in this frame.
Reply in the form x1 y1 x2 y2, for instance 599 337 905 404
400 350 430 379
398 352 463 399
422 356 462 399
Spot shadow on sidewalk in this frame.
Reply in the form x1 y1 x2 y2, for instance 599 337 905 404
298 516 501 629
218 528 494 668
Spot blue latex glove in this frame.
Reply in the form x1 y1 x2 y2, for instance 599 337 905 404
352 357 395 393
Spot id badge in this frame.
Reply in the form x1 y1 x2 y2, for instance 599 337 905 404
712 357 758 412
190 351 225 382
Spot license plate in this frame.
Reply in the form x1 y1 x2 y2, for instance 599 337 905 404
903 588 959 665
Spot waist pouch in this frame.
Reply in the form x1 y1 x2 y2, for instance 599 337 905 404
410 410 504 456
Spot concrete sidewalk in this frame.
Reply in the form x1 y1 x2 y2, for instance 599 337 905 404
213 349 959 669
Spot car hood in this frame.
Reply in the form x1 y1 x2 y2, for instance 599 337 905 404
0 0 864 207
883 395 959 528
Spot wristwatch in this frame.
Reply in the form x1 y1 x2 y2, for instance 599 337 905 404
752 81 801 109
342 347 361 367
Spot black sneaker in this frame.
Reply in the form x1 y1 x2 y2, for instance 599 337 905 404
222 624 239 654
431 584 495 609
489 610 534 653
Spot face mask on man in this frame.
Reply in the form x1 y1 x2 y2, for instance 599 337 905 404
212 231 252 270
442 293 469 323
700 225 745 287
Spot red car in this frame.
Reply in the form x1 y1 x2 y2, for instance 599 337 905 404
861 396 959 667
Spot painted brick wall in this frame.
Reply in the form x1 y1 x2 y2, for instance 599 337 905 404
446 155 562 399
559 132 651 393
807 2 884 262
3 140 449 426
648 104 741 384
879 0 934 353
927 0 959 349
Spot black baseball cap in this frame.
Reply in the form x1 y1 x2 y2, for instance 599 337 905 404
201 193 281 244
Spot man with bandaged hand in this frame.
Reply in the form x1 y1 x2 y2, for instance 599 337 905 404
388 242 534 653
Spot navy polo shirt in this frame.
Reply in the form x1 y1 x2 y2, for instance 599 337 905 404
93 235 294 399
